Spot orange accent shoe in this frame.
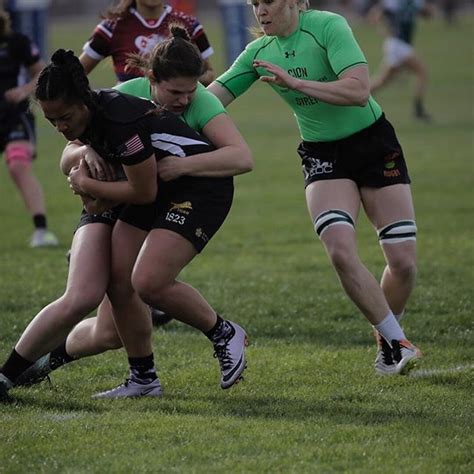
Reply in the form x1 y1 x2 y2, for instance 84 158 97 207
391 339 422 375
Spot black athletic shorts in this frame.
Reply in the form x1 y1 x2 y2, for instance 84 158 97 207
76 204 125 230
297 114 411 188
120 176 234 253
0 109 36 153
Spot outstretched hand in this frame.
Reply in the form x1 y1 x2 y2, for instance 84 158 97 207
253 60 299 90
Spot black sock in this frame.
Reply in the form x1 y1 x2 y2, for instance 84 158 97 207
50 342 75 369
205 314 230 342
1 349 34 382
33 214 47 230
128 354 157 384
414 98 426 116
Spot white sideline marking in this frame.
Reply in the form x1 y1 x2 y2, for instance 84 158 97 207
410 364 474 378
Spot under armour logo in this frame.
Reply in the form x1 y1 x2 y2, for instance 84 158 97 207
284 50 296 58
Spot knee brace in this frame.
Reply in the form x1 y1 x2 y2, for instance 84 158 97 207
313 209 355 239
378 220 417 245
5 143 33 166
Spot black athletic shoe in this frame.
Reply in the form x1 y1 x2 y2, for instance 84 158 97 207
0 374 14 401
15 354 54 386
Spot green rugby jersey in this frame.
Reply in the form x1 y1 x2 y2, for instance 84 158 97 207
115 77 226 133
216 10 383 142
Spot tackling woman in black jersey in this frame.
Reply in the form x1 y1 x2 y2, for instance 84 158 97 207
0 48 250 401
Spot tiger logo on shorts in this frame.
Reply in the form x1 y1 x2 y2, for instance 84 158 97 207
169 201 193 214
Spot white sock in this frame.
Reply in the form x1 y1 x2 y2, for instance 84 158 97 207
375 312 405 342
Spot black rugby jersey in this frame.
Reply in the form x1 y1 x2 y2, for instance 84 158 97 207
0 32 40 116
79 89 214 170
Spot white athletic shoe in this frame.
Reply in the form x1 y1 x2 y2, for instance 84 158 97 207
0 373 14 400
374 331 397 375
92 378 163 399
15 354 53 386
213 321 248 389
391 339 423 375
30 229 59 248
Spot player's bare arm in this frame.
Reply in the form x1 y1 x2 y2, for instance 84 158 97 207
255 60 370 107
156 113 253 180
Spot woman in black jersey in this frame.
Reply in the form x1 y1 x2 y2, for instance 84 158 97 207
0 9 58 247
0 49 250 400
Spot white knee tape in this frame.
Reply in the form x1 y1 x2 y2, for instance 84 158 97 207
313 209 355 239
378 220 417 245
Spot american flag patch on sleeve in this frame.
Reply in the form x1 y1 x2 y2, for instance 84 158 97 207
120 134 145 157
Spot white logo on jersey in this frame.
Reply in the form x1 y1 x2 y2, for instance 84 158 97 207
151 133 208 157
134 34 166 55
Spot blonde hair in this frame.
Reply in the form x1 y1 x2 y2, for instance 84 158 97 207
299 0 310 10
249 0 308 39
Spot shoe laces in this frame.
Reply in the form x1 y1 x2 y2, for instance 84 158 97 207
380 338 394 365
391 340 403 363
213 340 233 371
49 357 64 371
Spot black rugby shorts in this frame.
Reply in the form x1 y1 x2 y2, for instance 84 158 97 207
297 114 411 188
76 205 125 230
0 110 36 153
119 177 234 253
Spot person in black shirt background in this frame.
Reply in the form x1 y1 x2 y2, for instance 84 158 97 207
0 9 58 247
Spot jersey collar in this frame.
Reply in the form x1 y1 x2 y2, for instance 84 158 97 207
130 5 171 29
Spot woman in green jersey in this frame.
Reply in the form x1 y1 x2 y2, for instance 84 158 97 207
208 0 422 375
10 26 252 397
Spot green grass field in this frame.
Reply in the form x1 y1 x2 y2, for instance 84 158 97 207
1 13 473 473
